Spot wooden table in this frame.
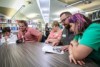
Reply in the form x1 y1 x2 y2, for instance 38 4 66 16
0 42 98 67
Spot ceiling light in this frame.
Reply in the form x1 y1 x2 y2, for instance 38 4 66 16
42 8 49 11
36 0 50 23
27 13 38 18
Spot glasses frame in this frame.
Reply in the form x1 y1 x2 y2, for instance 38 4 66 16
61 16 69 23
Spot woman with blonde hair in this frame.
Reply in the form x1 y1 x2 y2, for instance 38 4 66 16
45 21 62 46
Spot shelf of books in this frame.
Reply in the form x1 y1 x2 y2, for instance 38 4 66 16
88 10 100 22
0 18 18 33
0 18 41 33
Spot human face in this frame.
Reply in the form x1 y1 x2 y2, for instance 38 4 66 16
18 23 27 32
52 26 58 32
60 14 70 28
70 23 79 34
4 32 10 37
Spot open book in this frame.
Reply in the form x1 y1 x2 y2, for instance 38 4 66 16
42 44 64 54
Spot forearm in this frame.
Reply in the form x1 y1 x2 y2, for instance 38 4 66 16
72 46 83 60
37 34 42 42
68 45 73 55
48 39 60 43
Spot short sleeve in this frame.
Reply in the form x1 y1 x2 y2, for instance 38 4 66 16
57 30 62 40
30 28 41 37
80 29 100 51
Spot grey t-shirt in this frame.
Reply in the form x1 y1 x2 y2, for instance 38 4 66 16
60 28 74 45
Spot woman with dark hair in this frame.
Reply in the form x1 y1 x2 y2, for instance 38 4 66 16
1 27 17 44
66 13 100 66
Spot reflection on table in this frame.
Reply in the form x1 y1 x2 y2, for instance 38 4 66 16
0 42 98 67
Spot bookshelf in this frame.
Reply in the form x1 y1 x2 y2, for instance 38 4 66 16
0 18 18 32
88 10 100 22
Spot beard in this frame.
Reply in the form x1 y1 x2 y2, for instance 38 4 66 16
64 24 71 29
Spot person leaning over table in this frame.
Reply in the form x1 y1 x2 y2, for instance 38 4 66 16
17 20 42 42
67 13 100 66
0 27 17 45
53 12 74 50
45 21 62 46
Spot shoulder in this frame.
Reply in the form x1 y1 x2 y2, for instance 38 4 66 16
58 29 63 33
28 27 37 31
50 30 53 33
28 27 33 30
80 24 100 51
27 27 36 32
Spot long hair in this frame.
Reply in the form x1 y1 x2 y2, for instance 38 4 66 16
68 13 92 34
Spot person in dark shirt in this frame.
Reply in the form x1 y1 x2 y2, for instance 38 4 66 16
45 23 50 39
60 12 74 51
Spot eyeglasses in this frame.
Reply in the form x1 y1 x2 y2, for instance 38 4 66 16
61 16 69 23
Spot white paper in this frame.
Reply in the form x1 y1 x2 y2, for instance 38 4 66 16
42 44 64 54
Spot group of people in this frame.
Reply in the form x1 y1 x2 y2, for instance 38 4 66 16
45 12 100 66
0 11 100 66
0 20 42 44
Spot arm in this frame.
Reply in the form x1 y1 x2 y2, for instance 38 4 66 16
68 45 85 65
17 31 22 40
37 33 42 42
30 28 42 42
71 45 93 60
52 30 62 46
61 39 78 52
71 29 98 60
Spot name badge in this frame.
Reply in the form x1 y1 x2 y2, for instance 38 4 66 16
62 34 66 37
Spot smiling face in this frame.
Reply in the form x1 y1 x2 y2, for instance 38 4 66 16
18 23 27 32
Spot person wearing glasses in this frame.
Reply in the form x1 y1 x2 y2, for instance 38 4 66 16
60 12 74 50
17 20 42 42
45 21 62 46
68 13 100 66
0 27 17 45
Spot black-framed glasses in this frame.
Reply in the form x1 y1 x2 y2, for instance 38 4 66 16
61 16 69 23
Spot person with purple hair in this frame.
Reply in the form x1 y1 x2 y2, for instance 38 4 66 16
68 13 100 66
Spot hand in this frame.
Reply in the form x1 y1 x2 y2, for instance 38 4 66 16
5 36 8 41
52 41 59 46
45 40 49 44
61 45 69 52
69 54 85 65
70 40 78 46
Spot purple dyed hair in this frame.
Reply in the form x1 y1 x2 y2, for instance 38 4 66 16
68 13 92 33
